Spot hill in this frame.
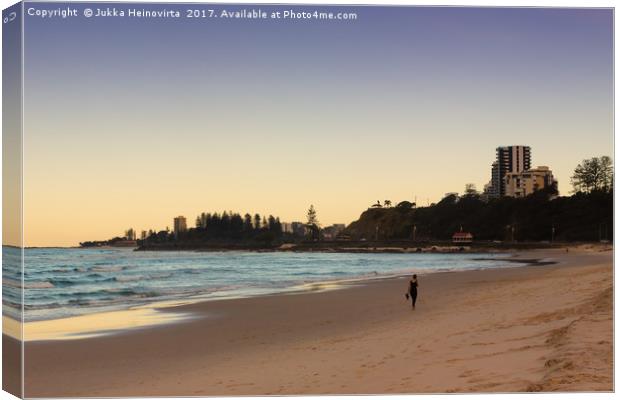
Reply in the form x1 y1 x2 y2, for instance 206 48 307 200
344 190 612 242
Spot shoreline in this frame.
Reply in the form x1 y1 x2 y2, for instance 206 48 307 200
8 251 552 342
136 241 609 253
17 240 607 252
14 247 613 395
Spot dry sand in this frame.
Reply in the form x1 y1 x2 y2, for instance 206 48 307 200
10 247 613 396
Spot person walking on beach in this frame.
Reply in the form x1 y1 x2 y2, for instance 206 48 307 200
406 274 418 309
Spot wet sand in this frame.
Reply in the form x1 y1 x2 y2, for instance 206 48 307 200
12 247 613 396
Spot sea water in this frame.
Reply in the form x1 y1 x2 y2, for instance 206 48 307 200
4 247 512 323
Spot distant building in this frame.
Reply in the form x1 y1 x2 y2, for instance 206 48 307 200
281 222 293 234
322 224 346 240
486 161 500 198
173 216 187 237
452 232 473 244
140 230 147 240
505 166 557 198
291 221 306 237
124 228 136 241
481 181 493 201
484 146 531 198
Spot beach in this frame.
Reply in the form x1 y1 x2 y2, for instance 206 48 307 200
12 247 613 396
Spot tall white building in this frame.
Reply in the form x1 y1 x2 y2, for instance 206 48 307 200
485 145 532 198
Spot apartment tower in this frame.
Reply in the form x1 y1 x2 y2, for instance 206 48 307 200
173 216 187 237
487 145 531 198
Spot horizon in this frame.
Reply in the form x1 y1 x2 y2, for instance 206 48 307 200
17 182 610 248
10 4 613 247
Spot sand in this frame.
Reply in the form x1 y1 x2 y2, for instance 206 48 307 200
8 247 613 396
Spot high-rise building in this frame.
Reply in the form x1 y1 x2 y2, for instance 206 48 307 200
173 216 187 237
485 146 531 198
505 166 557 198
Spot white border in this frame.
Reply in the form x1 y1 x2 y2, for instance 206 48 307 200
0 1 616 400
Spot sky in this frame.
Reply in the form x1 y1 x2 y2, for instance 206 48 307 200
16 3 613 247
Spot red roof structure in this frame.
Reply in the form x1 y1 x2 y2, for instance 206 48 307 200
452 232 473 243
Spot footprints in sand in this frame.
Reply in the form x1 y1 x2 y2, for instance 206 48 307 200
354 352 401 379
458 369 479 378
524 285 612 392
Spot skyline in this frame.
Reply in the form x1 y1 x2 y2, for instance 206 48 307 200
11 4 614 247
23 144 608 247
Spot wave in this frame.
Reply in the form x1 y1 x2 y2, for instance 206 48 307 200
148 273 172 279
26 281 54 289
91 265 124 272
49 265 87 273
102 288 141 296
4 278 54 289
24 302 63 310
290 270 348 276
48 278 78 287
3 278 21 288
180 268 202 274
3 299 24 309
114 275 142 282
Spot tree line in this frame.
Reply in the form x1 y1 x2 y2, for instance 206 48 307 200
143 211 284 245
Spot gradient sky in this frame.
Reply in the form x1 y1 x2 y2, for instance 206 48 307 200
20 4 613 247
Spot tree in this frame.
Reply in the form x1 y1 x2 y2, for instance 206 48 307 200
253 214 261 230
268 215 277 231
396 201 414 211
274 217 283 235
230 213 243 236
306 205 319 226
464 183 479 197
600 156 613 192
221 212 231 232
243 213 253 232
384 200 392 207
571 156 613 193
195 212 209 229
306 205 320 240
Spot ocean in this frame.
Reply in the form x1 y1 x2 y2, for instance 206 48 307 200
4 247 513 322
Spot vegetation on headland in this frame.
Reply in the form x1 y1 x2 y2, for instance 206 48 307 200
344 188 612 242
